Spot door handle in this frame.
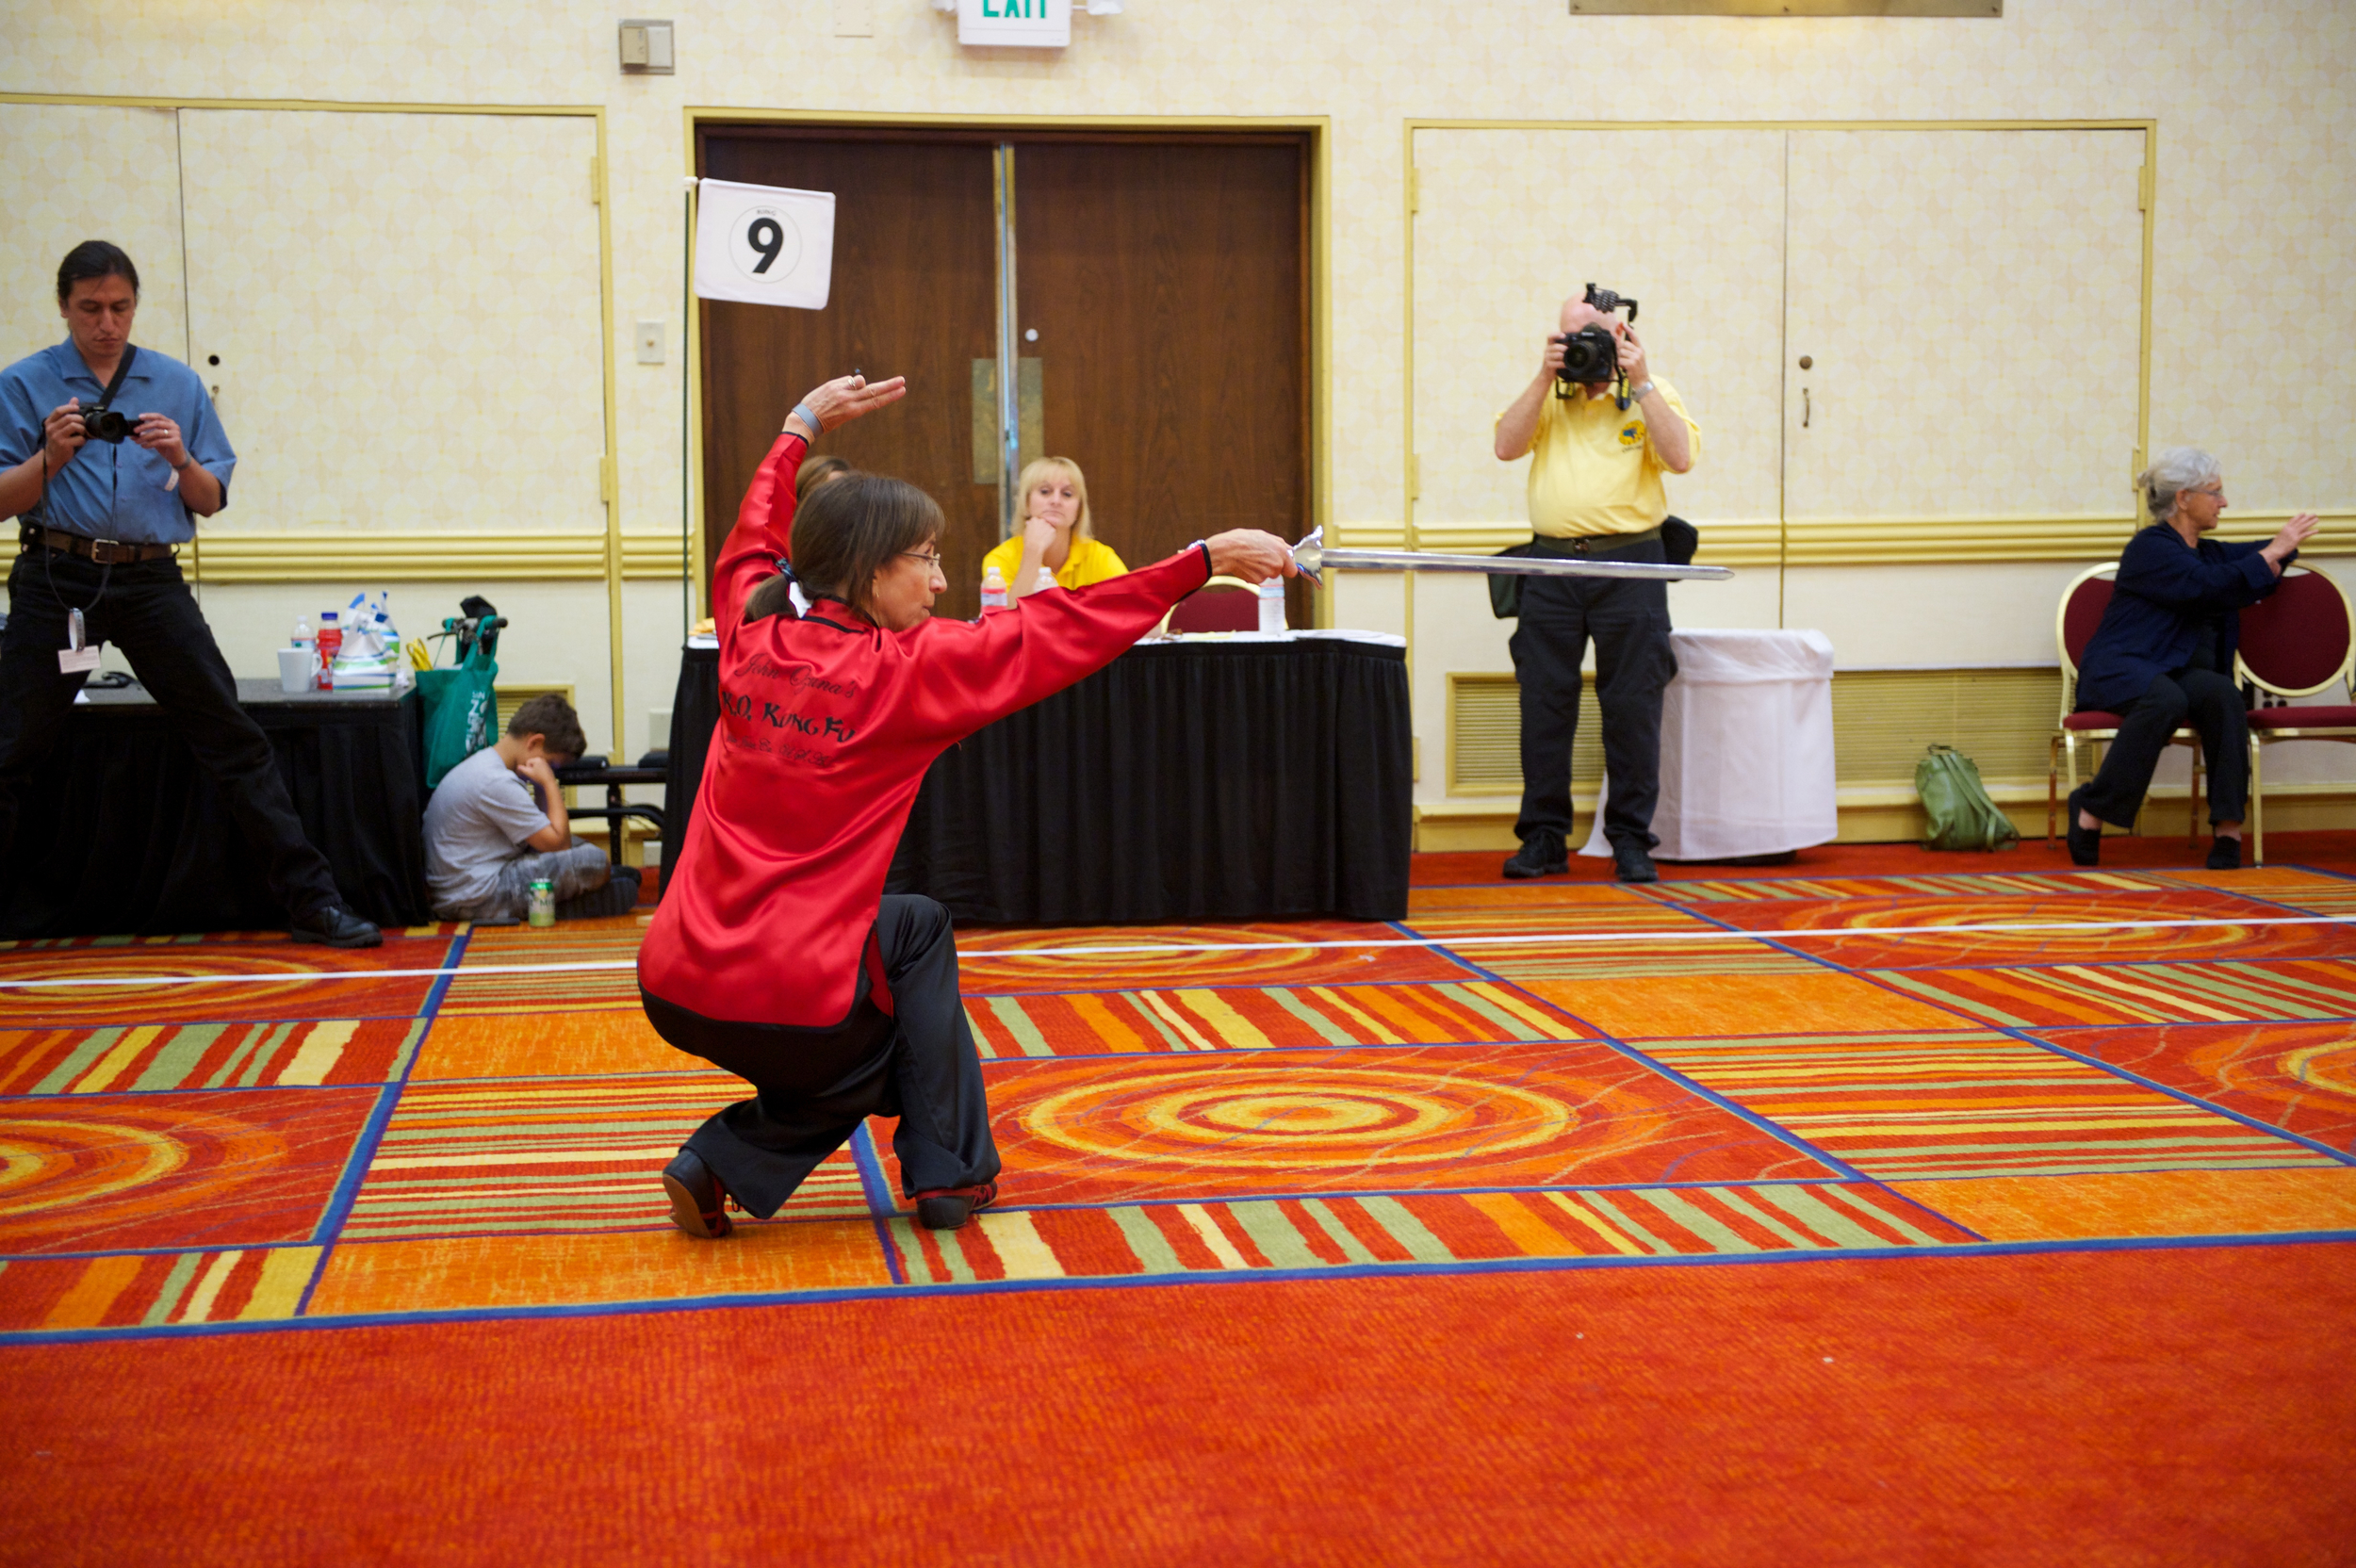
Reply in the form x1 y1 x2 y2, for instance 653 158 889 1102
1802 386 1810 430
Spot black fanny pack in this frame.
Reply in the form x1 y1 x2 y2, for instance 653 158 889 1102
1488 516 1697 618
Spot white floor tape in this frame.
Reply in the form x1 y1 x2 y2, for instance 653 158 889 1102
1 914 2348 988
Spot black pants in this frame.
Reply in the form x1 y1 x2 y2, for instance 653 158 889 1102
0 546 340 920
2077 668 2249 830
640 894 999 1218
1510 537 1677 850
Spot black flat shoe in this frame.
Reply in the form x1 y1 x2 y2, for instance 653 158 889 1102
1612 841 1660 885
1502 830 1569 880
662 1148 733 1239
2064 789 2102 867
2206 836 2242 871
913 1180 1000 1232
290 906 383 948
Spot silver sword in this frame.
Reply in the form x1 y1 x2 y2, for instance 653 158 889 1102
1286 525 1732 585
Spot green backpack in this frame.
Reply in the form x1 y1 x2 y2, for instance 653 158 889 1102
1916 745 2020 853
417 644 499 789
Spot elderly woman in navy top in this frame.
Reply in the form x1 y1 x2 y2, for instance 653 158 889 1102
0 242 379 945
2068 448 2318 870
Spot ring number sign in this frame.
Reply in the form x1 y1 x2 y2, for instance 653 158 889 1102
693 178 837 311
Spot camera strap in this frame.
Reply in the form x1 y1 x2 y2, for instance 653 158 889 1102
91 344 138 416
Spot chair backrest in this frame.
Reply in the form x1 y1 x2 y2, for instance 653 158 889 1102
2239 564 2355 698
2054 564 2117 712
1166 577 1260 634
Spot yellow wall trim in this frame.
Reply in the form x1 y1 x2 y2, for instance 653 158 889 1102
0 532 687 582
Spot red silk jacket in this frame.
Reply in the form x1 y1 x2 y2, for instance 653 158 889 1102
638 431 1211 1027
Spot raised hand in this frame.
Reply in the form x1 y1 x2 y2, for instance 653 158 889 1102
791 373 909 437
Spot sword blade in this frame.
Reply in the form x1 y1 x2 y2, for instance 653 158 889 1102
1286 526 1731 585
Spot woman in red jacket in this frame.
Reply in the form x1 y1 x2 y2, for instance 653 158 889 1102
640 374 1295 1235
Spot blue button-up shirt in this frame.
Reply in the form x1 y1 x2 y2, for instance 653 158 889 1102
0 339 237 545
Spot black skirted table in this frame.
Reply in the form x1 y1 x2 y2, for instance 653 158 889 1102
1 679 434 938
666 632 1412 923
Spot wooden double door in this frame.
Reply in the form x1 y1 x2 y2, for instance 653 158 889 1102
699 127 1313 623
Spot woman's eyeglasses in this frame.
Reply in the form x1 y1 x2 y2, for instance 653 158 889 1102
899 550 942 567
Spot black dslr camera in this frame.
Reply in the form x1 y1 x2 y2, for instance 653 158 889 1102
1553 282 1641 407
80 407 139 443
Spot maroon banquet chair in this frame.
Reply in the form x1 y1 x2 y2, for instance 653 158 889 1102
1161 575 1262 634
2236 564 2356 866
2048 563 2204 844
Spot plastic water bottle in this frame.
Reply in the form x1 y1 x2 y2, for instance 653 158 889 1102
316 611 342 690
980 564 1009 611
292 616 316 669
1257 578 1286 633
1034 566 1056 595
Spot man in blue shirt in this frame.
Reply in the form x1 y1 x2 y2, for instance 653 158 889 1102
0 241 379 946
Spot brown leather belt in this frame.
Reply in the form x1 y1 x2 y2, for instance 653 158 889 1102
19 525 177 564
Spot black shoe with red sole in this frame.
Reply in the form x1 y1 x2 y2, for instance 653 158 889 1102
662 1147 734 1239
912 1180 1000 1232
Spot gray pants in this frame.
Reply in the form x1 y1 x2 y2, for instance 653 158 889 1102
437 838 611 923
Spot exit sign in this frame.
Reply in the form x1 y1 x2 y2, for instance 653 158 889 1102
958 0 1071 47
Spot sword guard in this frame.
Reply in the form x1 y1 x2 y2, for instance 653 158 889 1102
1289 524 1324 585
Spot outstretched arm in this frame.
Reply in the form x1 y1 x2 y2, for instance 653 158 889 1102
901 529 1296 741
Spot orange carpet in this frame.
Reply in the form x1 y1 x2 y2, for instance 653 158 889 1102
3 1243 2352 1566
4 833 2354 1562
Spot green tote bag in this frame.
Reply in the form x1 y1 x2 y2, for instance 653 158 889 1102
1915 744 2020 853
417 645 499 789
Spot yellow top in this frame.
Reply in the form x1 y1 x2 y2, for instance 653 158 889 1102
1501 377 1700 539
981 532 1130 592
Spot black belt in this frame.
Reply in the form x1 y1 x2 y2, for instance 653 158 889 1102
1531 527 1662 558
19 525 177 564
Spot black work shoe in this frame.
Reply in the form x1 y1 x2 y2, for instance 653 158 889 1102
2065 788 2102 867
1612 841 1660 884
662 1148 733 1239
913 1180 999 1232
1502 830 1569 880
2207 836 2242 871
290 906 383 948
557 866 642 920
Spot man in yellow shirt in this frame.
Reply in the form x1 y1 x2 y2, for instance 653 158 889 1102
1492 292 1699 883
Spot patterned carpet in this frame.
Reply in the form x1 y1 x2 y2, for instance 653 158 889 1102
4 841 2353 1339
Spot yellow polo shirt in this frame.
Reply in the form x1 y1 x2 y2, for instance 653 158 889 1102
1502 378 1700 538
980 532 1129 592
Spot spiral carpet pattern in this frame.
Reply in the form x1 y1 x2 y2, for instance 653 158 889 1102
4 840 2356 1562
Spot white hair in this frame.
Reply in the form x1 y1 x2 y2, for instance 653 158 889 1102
2133 447 2223 521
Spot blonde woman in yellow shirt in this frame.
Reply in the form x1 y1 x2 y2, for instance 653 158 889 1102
983 457 1128 598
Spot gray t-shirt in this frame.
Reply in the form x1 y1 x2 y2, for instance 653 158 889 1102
423 745 551 912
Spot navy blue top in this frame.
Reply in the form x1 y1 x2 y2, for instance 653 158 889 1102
0 339 237 545
2073 524 2287 713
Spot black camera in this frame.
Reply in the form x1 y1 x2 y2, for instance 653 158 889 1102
80 407 137 444
1555 326 1622 384
1553 281 1642 404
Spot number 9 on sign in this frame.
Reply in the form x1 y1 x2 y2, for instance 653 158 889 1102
729 206 802 284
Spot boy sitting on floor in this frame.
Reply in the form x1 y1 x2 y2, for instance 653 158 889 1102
423 694 640 924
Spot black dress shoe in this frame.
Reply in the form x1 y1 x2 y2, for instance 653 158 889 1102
557 866 642 920
290 906 383 948
2207 836 2242 871
1612 841 1659 885
2065 788 2102 867
662 1148 733 1239
1502 829 1569 880
913 1180 999 1232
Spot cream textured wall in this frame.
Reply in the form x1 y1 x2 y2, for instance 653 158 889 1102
2 0 2350 796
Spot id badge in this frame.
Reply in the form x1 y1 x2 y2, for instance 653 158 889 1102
58 608 101 675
